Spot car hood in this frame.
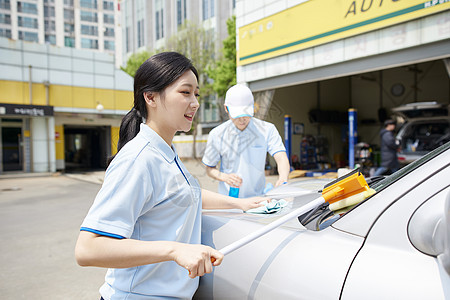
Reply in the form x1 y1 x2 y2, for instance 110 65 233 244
202 178 331 230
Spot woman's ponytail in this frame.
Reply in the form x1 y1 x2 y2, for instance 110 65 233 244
107 108 143 166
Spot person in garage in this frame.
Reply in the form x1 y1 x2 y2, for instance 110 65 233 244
202 84 290 198
374 119 399 176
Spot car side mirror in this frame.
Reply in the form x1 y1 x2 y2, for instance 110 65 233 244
408 189 450 275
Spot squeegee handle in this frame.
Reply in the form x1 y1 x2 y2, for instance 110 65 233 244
218 196 326 256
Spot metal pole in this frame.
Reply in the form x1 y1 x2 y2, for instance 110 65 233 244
348 109 357 168
284 115 292 166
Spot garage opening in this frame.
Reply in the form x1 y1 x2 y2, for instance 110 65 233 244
64 125 110 172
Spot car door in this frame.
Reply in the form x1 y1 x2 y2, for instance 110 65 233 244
341 163 450 299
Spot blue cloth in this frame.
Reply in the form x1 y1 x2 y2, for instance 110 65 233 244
246 199 288 214
202 118 286 197
81 124 202 300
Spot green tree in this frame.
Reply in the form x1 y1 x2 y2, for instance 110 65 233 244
164 21 216 96
207 16 236 99
122 21 216 97
121 21 216 157
164 21 216 157
121 50 153 77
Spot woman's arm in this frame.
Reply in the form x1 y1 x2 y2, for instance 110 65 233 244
201 189 267 211
75 231 223 278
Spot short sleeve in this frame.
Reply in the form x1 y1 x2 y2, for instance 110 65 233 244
202 129 221 167
267 123 286 156
80 153 153 239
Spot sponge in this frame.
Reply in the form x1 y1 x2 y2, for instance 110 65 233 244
329 188 376 211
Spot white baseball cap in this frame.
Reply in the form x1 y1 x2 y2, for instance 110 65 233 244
224 84 254 118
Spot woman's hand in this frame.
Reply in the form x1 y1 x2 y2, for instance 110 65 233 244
236 196 269 211
172 244 224 279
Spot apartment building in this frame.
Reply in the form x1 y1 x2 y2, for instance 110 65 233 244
0 0 132 174
0 0 122 66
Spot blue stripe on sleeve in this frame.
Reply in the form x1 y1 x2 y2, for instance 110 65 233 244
202 161 217 168
271 150 287 156
80 227 125 239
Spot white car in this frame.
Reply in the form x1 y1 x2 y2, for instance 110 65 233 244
195 142 450 299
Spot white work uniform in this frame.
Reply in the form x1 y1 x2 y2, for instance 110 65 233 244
80 124 202 300
202 118 286 198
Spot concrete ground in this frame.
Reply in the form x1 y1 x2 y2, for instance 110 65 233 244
0 175 105 299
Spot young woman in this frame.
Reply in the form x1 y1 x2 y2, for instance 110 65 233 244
75 52 266 299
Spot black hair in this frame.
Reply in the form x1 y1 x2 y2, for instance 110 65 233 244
384 119 396 127
107 52 199 166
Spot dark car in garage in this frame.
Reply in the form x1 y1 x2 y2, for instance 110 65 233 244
393 101 450 166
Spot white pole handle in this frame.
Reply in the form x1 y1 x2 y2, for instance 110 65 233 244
219 196 326 256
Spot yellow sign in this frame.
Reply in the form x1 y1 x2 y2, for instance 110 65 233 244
238 0 450 66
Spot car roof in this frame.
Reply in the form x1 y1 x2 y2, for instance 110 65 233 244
392 101 449 119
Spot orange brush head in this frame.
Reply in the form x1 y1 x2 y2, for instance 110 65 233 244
321 169 370 204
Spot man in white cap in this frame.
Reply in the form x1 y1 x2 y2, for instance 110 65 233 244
202 84 290 198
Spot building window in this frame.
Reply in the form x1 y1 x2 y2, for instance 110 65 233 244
104 27 114 37
80 0 97 9
19 31 39 42
125 26 130 52
177 0 186 27
17 2 38 14
81 24 98 36
64 22 74 33
0 28 12 38
81 38 98 49
45 20 55 31
137 19 144 47
0 0 11 10
64 0 74 5
201 95 220 122
64 36 74 47
103 1 114 11
64 9 74 20
0 13 11 25
202 0 214 20
18 16 38 29
44 6 55 18
80 10 98 22
45 34 56 44
155 0 164 40
104 40 114 50
104 13 114 24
